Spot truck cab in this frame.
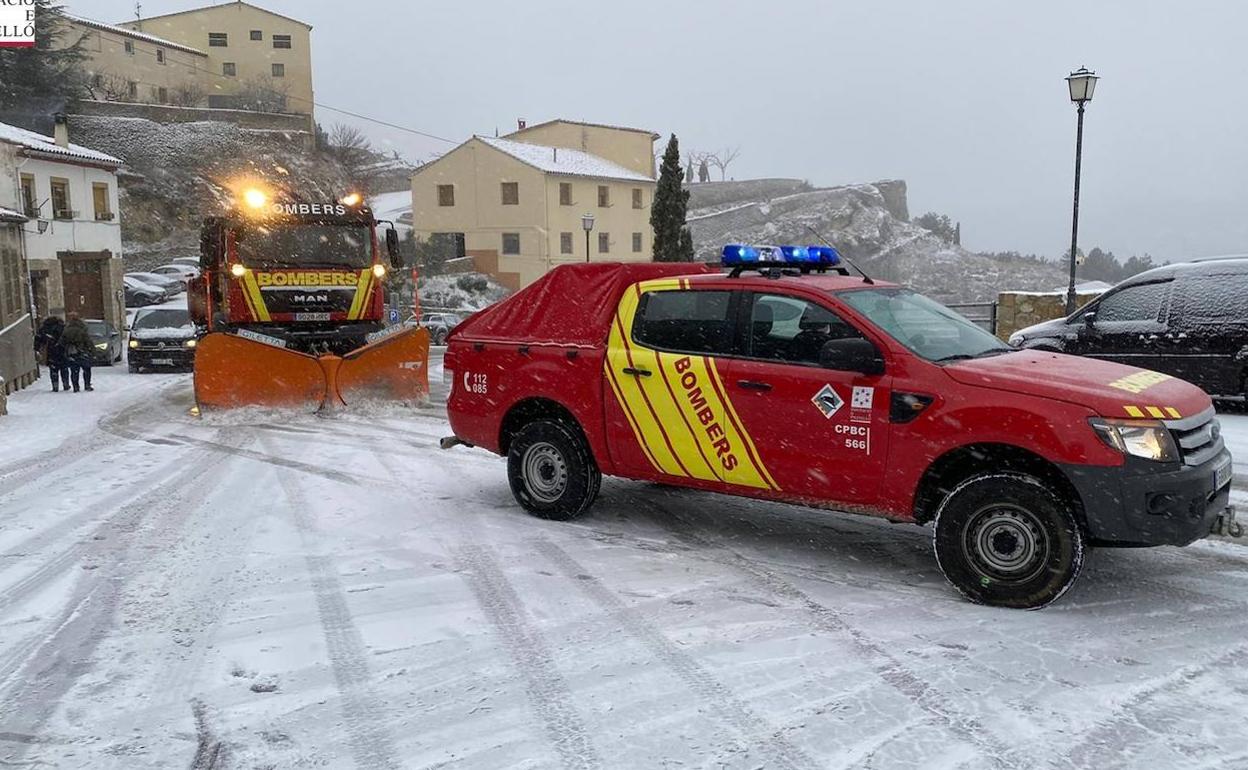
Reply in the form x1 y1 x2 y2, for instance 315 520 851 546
444 248 1233 609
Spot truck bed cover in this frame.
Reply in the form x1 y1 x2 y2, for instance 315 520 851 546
453 262 714 348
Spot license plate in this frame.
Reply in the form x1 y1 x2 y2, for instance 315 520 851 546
1215 458 1233 490
295 312 331 322
152 358 174 366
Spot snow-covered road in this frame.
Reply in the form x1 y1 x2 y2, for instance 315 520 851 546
5 367 1248 768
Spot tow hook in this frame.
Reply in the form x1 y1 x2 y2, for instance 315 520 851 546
440 436 471 450
1212 506 1244 538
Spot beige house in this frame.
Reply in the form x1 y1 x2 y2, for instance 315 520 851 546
412 121 659 290
66 15 210 107
119 2 314 115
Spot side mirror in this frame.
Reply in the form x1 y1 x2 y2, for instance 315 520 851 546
385 228 403 269
1083 310 1097 328
819 338 884 375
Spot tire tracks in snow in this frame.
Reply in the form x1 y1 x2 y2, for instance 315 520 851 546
374 446 602 770
0 425 238 765
1059 641 1248 768
529 537 818 770
268 437 401 770
452 543 602 770
613 488 1030 770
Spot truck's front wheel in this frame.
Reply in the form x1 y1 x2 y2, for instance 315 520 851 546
933 473 1084 609
508 419 601 521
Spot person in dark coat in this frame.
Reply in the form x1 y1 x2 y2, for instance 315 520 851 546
34 315 69 392
60 313 95 392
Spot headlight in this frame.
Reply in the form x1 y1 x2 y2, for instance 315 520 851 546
1008 333 1024 347
95 342 107 350
230 263 247 278
372 263 387 279
184 339 197 348
1089 418 1179 463
128 340 139 349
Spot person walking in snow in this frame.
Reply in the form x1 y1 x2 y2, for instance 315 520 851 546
34 315 69 392
60 313 95 392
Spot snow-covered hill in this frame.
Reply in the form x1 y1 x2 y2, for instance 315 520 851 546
687 179 1066 302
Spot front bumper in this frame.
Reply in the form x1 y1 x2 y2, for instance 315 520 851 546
1063 449 1233 546
130 345 196 368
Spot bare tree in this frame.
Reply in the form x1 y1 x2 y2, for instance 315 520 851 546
84 71 134 102
169 81 206 108
235 76 291 113
325 123 380 191
706 146 741 181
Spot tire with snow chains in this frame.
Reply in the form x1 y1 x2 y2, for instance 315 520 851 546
933 472 1084 609
508 419 601 521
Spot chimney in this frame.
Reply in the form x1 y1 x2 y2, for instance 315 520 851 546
552 148 557 163
517 118 526 130
53 113 69 148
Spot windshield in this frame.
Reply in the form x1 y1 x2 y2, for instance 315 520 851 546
839 288 1011 362
134 309 192 331
86 321 109 336
237 223 372 269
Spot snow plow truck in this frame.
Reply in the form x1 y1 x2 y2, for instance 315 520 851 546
188 188 429 411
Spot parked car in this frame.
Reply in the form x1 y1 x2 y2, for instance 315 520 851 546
172 256 201 269
420 312 462 345
127 271 186 295
128 307 197 373
1010 257 1248 399
151 263 201 281
124 276 167 308
85 319 124 365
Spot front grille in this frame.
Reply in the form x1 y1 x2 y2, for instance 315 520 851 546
1167 407 1224 467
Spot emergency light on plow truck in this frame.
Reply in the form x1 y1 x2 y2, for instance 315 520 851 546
188 187 429 411
442 243 1237 609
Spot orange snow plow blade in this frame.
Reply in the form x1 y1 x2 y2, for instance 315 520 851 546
193 328 429 412
335 326 430 407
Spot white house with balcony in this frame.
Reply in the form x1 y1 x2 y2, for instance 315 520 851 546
0 117 126 333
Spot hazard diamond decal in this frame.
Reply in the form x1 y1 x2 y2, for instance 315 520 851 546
812 384 844 419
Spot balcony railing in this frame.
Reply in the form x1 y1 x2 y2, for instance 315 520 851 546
53 209 77 221
95 211 115 222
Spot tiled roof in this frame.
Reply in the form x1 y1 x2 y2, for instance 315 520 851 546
66 14 207 56
0 121 123 167
476 136 652 182
507 119 660 140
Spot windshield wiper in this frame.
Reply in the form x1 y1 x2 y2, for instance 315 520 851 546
935 349 1016 364
933 354 976 363
974 348 1016 358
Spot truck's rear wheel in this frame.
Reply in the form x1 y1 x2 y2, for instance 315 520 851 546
933 473 1084 609
508 419 600 520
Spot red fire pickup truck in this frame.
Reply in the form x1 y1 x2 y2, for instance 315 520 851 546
443 252 1234 608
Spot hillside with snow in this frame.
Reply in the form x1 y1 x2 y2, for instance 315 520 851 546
687 179 1067 302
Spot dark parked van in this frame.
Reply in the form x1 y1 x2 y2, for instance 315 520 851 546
1010 257 1248 398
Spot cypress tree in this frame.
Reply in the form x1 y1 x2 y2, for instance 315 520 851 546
0 2 88 110
650 134 694 262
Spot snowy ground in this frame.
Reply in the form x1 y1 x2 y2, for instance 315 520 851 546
5 367 1248 768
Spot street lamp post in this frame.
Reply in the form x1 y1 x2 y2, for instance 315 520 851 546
582 213 595 263
1064 66 1099 315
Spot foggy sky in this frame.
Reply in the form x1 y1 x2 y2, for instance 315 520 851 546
85 0 1248 263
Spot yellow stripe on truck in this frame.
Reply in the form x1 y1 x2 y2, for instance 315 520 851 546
603 279 776 491
241 270 271 321
347 269 371 320
1123 405 1145 418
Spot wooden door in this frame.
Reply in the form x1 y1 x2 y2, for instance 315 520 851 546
60 256 105 319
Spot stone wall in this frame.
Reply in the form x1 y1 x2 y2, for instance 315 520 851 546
70 100 314 136
997 290 1104 339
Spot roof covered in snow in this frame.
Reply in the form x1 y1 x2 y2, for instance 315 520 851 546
124 2 313 31
507 119 660 140
0 121 123 167
474 136 653 182
66 14 207 56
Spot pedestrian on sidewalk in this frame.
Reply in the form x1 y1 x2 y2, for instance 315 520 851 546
34 315 69 392
61 313 95 393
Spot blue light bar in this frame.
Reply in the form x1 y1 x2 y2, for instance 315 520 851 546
721 243 842 269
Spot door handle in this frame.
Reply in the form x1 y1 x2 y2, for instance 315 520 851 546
621 367 651 377
736 380 772 391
